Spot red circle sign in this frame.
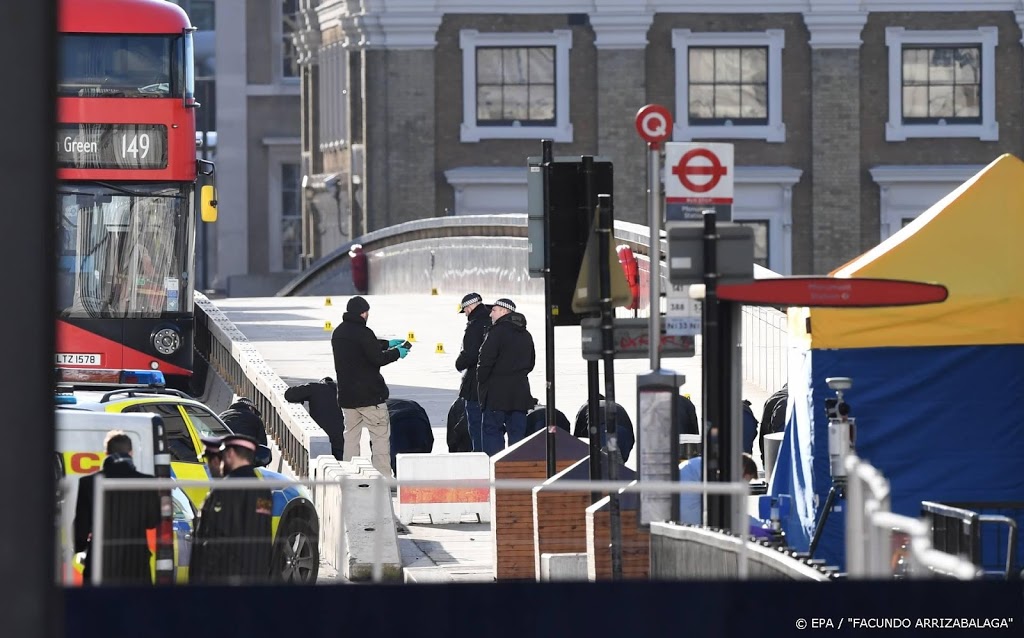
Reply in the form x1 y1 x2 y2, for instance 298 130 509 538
672 148 728 194
635 104 673 146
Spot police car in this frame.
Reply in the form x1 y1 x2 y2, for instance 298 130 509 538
56 371 320 584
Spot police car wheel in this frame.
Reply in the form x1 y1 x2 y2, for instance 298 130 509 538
272 517 319 583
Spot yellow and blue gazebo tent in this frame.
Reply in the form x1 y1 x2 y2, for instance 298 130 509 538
770 154 1024 569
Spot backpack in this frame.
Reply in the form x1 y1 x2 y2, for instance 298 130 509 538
446 397 472 453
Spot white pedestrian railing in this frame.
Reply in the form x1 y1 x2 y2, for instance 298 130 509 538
844 454 980 580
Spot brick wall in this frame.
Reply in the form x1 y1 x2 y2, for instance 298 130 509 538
811 48 861 273
597 49 647 224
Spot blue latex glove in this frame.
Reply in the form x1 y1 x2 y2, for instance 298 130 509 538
396 346 409 359
387 338 404 348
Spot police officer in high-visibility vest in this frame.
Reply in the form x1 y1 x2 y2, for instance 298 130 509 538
190 434 273 584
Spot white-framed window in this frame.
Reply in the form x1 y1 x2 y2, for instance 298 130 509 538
279 0 300 82
731 166 802 275
885 27 998 142
869 165 984 240
671 30 785 143
266 141 302 272
459 30 573 143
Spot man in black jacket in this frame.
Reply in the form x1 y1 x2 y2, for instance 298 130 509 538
759 384 788 458
454 292 489 452
218 396 268 447
331 295 406 477
189 434 273 585
285 377 345 460
477 298 535 455
571 396 636 463
74 430 159 585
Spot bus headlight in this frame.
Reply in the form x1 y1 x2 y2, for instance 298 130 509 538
152 326 182 356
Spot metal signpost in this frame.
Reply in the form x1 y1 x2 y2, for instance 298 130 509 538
663 140 749 533
633 105 688 529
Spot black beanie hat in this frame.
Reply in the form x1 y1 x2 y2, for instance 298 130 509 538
347 296 370 313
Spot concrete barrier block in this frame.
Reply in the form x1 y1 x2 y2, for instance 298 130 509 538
341 473 402 582
540 553 589 582
396 452 490 525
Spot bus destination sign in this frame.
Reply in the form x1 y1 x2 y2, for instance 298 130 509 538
57 124 168 170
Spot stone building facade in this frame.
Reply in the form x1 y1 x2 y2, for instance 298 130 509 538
297 0 1024 275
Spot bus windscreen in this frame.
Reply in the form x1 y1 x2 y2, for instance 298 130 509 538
58 34 184 98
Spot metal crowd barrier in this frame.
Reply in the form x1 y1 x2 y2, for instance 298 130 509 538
921 501 1019 579
76 475 753 585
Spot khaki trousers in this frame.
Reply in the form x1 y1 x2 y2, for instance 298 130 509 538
342 403 392 477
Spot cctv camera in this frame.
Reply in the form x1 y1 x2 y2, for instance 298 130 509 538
323 174 339 188
825 377 852 392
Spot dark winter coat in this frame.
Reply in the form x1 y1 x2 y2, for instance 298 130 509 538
525 406 571 436
759 385 788 457
189 464 273 585
285 378 345 445
677 394 700 436
386 398 435 474
219 401 268 446
455 304 490 401
331 311 400 408
477 311 535 412
571 400 635 463
74 456 159 585
446 397 472 453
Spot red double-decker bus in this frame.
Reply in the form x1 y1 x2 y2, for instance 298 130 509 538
56 0 216 390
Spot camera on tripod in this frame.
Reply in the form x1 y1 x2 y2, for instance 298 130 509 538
824 377 855 480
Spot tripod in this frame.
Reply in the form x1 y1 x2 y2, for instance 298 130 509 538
808 477 846 557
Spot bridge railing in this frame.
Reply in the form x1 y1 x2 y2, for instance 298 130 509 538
280 214 788 397
194 292 332 477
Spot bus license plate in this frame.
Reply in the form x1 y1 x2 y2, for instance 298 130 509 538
55 353 102 366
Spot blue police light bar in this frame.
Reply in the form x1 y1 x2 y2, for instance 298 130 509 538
118 370 166 387
55 394 77 405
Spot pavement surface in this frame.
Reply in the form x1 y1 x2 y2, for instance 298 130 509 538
212 293 778 583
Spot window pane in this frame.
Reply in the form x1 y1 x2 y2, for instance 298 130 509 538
281 163 300 218
503 85 529 121
528 48 554 83
282 0 299 78
689 84 714 119
736 220 769 268
902 49 929 84
477 85 502 120
477 49 502 84
715 85 741 119
502 48 528 84
740 48 767 82
955 85 980 117
689 49 714 83
124 404 197 462
714 49 741 82
954 47 980 83
740 84 767 119
529 85 555 121
183 405 231 438
928 49 955 83
928 84 954 117
903 86 928 118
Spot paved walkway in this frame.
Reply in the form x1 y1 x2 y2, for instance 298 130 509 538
213 293 777 582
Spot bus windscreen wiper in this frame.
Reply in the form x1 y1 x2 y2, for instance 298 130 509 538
93 182 185 199
58 189 97 197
